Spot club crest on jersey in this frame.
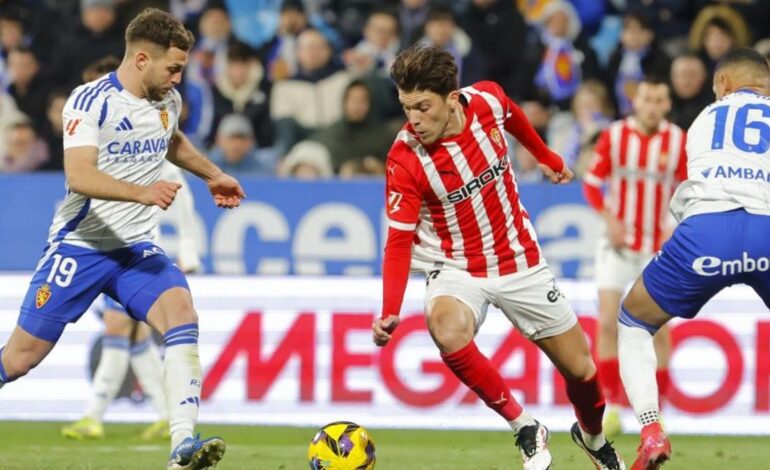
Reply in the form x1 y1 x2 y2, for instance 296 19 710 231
489 128 503 148
35 283 51 309
658 151 668 169
159 106 169 130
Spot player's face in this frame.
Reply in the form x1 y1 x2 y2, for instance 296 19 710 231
144 46 188 101
633 82 671 131
398 89 456 145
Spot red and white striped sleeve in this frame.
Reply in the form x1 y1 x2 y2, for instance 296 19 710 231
675 130 688 183
382 154 423 318
582 129 613 211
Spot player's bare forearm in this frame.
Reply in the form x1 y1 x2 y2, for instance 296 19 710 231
166 130 223 182
65 147 144 202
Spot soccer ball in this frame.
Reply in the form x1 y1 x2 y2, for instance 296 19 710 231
307 421 376 469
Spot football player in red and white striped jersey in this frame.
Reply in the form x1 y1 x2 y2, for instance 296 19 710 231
582 77 687 437
372 45 625 470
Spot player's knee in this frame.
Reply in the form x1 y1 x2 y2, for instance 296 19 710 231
427 308 473 353
167 305 198 329
561 352 597 382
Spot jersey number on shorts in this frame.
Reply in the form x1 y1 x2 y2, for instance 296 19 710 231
46 254 78 287
710 103 770 154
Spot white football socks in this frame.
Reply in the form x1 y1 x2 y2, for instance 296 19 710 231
85 336 131 422
507 409 536 435
131 339 168 420
618 322 661 425
163 324 201 450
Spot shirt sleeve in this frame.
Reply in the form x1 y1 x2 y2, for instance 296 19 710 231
385 159 422 231
62 85 101 150
499 92 564 172
583 129 612 186
381 156 422 318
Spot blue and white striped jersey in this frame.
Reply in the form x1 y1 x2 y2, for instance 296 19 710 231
49 71 182 251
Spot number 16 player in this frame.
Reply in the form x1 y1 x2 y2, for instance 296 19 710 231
0 9 244 469
373 45 625 470
618 48 770 469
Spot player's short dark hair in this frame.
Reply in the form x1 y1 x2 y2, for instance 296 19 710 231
227 40 255 62
716 47 770 75
125 8 194 52
390 44 458 97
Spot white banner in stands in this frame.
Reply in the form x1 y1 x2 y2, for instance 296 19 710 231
0 274 768 435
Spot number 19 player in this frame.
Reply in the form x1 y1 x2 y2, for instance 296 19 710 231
0 9 244 469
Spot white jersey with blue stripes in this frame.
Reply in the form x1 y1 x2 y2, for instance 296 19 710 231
49 71 182 251
670 90 770 222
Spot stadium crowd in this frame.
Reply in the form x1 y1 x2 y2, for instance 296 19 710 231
0 0 768 179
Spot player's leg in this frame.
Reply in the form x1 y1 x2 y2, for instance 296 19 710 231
425 270 549 470
62 301 134 440
130 321 170 440
0 326 56 389
652 324 671 409
618 278 673 470
496 265 624 470
110 242 223 469
596 289 625 436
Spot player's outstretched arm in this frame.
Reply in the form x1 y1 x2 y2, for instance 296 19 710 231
167 130 246 209
65 146 181 209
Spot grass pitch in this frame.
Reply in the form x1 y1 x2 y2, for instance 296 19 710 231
0 421 766 469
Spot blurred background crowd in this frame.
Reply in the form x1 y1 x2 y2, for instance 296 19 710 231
0 0 768 180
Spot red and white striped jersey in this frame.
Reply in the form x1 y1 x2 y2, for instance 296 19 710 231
584 117 688 254
385 81 544 278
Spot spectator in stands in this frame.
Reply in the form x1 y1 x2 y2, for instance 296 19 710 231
344 10 400 78
210 40 273 149
460 0 526 97
270 29 351 157
0 89 23 158
668 53 712 131
550 80 613 176
260 0 310 82
50 0 124 88
186 6 231 86
0 11 25 90
689 5 750 75
279 140 334 180
209 114 278 176
622 0 694 42
308 79 397 175
0 120 48 173
419 6 483 86
398 0 430 48
607 12 670 117
517 0 600 110
7 47 50 133
39 89 69 171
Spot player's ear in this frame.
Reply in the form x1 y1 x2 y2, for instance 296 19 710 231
135 50 150 71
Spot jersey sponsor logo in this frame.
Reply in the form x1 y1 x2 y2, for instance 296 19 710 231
692 252 770 276
446 157 508 203
65 118 81 136
160 106 169 130
700 165 770 183
388 191 403 213
107 138 169 155
35 283 52 309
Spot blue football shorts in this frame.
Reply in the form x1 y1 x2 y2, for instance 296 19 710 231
18 241 188 342
642 208 770 318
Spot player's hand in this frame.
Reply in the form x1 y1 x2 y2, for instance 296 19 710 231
372 315 400 347
605 212 628 249
207 172 246 209
139 180 182 210
539 164 573 184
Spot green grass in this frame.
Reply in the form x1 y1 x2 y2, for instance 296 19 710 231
0 421 767 469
